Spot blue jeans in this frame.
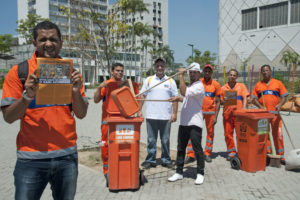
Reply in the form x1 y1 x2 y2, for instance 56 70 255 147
145 119 171 164
14 153 78 200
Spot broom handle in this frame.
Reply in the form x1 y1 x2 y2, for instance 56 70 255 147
135 64 196 97
137 99 170 102
279 113 296 149
262 92 276 155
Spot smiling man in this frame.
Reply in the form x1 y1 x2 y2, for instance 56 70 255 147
168 62 205 185
1 21 88 200
252 64 288 165
139 58 178 169
94 62 139 177
221 69 249 161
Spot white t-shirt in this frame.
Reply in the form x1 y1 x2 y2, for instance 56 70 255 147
140 74 178 120
180 80 204 128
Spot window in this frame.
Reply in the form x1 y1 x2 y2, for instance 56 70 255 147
241 8 257 30
28 0 36 7
291 0 300 24
259 2 288 28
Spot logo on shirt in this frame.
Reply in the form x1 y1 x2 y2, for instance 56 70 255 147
164 84 169 88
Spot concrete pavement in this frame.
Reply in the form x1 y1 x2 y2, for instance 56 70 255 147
1 89 300 200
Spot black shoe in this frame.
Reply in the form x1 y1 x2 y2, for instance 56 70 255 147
281 159 286 165
141 161 156 169
184 156 195 164
162 162 173 169
205 155 212 163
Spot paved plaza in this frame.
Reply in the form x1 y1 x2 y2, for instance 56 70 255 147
0 89 300 200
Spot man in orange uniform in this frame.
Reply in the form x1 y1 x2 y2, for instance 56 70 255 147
221 69 249 161
94 63 139 176
252 64 288 164
185 64 221 163
1 21 88 199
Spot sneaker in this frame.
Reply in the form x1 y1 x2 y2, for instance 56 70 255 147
194 174 204 185
168 173 183 182
205 155 212 163
281 159 286 165
184 156 195 164
162 162 173 169
141 161 156 169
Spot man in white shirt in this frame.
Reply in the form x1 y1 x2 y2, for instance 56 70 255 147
139 58 178 169
168 62 205 185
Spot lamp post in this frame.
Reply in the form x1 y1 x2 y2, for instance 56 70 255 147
188 43 194 61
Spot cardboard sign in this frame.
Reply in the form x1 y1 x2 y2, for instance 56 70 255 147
224 90 237 106
36 58 73 105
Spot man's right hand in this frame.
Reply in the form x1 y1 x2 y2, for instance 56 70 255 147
24 70 38 99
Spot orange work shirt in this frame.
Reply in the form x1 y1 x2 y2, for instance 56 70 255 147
221 82 249 115
1 52 87 159
201 78 221 112
252 78 288 111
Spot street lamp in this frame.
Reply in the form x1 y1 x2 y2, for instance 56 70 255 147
188 43 194 60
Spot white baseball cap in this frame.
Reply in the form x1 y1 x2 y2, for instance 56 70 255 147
188 62 202 73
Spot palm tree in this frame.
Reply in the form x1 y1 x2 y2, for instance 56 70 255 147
140 38 153 80
280 50 300 81
119 0 149 79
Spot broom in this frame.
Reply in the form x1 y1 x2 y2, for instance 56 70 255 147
261 92 281 168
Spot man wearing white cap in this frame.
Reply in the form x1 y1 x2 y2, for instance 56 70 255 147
168 62 205 185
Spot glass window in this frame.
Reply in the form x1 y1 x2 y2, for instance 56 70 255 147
259 2 288 28
291 0 300 24
241 8 257 30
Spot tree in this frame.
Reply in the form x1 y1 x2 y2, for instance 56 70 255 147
280 50 300 82
16 14 49 44
60 0 130 83
185 49 217 67
0 34 13 54
119 0 149 79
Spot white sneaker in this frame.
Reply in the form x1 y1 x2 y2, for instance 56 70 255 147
168 173 183 182
194 174 204 185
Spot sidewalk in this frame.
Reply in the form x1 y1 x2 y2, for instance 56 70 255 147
1 89 300 200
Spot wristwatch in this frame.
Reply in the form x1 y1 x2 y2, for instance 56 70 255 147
22 90 34 101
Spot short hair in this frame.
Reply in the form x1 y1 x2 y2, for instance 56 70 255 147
33 21 61 41
261 64 271 72
111 63 124 71
154 57 166 66
228 68 238 76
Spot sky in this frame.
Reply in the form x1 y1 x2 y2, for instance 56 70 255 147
0 0 218 65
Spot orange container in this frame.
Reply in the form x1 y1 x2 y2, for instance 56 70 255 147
234 109 275 172
107 117 144 190
111 86 140 117
105 83 144 191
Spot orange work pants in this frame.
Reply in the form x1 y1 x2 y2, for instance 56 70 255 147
186 114 215 158
223 114 237 157
101 124 108 174
267 114 284 160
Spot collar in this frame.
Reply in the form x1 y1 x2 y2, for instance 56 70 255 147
154 74 167 80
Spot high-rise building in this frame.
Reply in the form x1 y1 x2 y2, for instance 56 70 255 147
219 0 300 71
108 0 168 73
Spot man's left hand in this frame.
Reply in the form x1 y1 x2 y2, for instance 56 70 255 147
170 113 177 123
72 70 81 93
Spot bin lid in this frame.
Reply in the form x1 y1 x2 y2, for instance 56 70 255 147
234 109 275 119
111 86 140 117
106 82 122 115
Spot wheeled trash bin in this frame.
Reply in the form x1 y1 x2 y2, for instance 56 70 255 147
104 82 146 191
233 109 274 172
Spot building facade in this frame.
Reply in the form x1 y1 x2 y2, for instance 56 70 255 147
109 0 168 76
219 0 300 72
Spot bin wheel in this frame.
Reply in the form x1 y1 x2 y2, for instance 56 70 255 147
230 156 241 170
139 169 148 185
